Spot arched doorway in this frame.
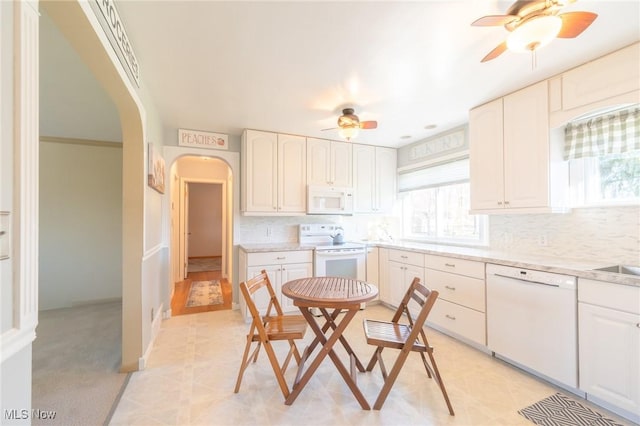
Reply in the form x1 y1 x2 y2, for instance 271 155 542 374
167 155 235 316
41 1 146 372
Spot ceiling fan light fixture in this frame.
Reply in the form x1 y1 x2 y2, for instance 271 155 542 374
338 126 359 141
506 15 563 53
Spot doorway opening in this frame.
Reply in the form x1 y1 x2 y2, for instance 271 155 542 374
169 156 233 316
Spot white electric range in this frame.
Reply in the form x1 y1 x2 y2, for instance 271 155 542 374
299 224 366 281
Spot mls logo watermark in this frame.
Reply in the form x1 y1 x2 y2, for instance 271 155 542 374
4 409 57 420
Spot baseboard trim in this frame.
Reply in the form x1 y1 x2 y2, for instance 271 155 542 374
139 302 164 370
70 297 122 307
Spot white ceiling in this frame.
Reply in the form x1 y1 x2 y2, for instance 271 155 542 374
52 1 640 148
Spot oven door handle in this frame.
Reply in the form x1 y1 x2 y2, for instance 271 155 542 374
316 250 366 257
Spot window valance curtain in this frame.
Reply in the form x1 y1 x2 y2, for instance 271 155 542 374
564 107 640 160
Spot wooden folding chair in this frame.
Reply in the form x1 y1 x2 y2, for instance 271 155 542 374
234 270 308 399
363 277 454 414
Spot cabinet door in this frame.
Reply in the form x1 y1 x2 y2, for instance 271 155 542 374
353 144 375 212
404 263 425 313
366 247 379 286
579 303 640 414
503 81 549 209
243 130 278 212
277 134 307 213
307 138 331 185
378 248 389 303
563 43 640 112
469 98 505 210
388 261 406 307
280 263 313 312
246 265 281 316
331 141 353 187
375 147 397 213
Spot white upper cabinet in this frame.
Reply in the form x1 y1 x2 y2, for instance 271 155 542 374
551 42 640 127
469 98 504 211
277 134 307 213
242 130 306 215
470 81 564 213
353 144 397 213
307 138 352 187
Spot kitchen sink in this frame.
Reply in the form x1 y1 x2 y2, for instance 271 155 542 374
592 265 640 276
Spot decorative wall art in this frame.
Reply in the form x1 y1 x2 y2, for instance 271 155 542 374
147 143 165 194
178 128 228 150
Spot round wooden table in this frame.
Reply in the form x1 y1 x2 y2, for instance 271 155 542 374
282 276 379 410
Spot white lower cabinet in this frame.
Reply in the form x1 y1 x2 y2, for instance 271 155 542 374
238 249 313 320
424 255 486 346
578 278 640 418
386 249 424 308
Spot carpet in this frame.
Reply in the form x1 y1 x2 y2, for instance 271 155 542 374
186 280 223 307
187 256 221 273
32 301 129 426
518 393 624 426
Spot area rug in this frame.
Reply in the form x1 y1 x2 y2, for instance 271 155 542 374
518 393 624 426
187 257 221 272
186 280 223 307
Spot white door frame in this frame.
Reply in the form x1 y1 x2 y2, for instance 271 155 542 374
179 177 228 280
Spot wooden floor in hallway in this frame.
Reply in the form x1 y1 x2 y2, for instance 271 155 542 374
171 269 232 316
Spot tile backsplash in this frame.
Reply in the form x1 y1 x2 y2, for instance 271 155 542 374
488 205 639 265
236 205 639 265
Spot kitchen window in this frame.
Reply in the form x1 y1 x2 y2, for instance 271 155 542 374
565 106 640 206
399 158 488 246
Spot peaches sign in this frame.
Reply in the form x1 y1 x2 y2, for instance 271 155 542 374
178 128 228 150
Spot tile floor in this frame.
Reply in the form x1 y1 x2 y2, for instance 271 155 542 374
109 304 633 426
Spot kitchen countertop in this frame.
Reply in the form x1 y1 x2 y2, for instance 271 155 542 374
239 241 640 287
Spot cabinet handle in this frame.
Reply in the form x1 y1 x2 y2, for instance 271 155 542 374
445 285 456 291
497 201 503 205
445 263 455 268
276 257 286 260
445 314 456 320
401 255 408 259
504 201 510 205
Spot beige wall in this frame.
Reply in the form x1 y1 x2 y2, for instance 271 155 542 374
39 139 123 310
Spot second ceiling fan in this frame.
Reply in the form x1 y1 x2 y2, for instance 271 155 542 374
322 108 378 141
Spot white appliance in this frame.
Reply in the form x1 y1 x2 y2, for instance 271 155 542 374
486 264 578 388
299 224 367 313
307 186 354 215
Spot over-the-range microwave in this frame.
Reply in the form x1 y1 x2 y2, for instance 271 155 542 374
307 185 354 215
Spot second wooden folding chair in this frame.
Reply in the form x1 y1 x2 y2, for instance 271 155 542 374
363 277 454 414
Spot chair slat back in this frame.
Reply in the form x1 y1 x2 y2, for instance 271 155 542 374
391 277 439 346
242 270 284 318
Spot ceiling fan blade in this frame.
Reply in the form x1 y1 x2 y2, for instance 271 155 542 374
359 121 378 130
321 127 338 131
471 14 517 27
481 41 508 62
556 11 598 38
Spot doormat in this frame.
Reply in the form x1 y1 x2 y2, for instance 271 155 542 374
186 280 223 307
518 393 624 426
188 257 221 273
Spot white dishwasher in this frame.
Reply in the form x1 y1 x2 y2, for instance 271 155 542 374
486 264 578 388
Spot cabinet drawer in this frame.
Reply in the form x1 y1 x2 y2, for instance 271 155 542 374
428 299 486 346
388 249 424 267
578 278 640 314
247 250 313 266
426 269 485 312
425 255 485 279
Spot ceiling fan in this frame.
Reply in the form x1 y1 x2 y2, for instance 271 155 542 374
322 108 378 141
472 0 598 63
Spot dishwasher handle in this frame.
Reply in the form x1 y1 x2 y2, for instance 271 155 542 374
493 273 561 288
